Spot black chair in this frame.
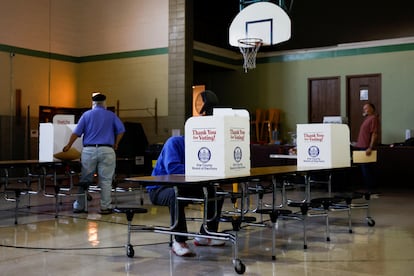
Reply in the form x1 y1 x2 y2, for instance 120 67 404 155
113 207 148 257
255 208 292 260
1 167 41 224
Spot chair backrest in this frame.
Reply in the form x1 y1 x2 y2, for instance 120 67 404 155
254 108 266 122
267 108 280 124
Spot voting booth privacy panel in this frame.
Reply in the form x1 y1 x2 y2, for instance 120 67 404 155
296 123 351 168
185 109 250 177
39 114 83 161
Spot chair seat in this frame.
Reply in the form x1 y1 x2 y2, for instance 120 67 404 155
220 215 256 223
334 192 364 204
288 201 321 214
114 207 148 214
114 207 148 221
311 197 342 209
255 208 292 215
287 201 317 208
248 185 272 194
5 187 31 192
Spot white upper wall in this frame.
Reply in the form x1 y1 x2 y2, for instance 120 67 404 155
0 0 57 53
0 0 168 56
77 0 168 56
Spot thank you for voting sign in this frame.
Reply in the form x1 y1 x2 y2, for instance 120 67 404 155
185 109 250 177
296 123 350 168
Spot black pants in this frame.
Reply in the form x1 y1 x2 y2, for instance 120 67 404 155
149 185 224 243
360 162 378 192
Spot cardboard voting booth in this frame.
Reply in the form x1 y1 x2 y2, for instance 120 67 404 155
185 108 250 177
39 123 83 161
296 123 351 168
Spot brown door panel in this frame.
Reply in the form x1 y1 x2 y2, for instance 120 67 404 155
308 77 341 123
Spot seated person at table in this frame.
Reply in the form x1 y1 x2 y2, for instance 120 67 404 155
146 90 225 257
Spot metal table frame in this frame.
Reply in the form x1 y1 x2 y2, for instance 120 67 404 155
123 165 348 274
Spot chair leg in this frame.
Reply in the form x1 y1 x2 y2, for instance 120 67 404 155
14 190 21 225
271 219 276 260
303 216 308 249
268 123 272 143
325 212 330 242
260 123 266 142
348 208 353 233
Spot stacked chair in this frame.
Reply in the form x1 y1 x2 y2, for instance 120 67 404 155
250 108 281 144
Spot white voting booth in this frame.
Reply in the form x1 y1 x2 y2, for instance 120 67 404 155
39 115 83 161
185 108 250 177
296 123 351 168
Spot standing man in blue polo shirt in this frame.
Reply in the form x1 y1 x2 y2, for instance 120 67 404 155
63 93 125 214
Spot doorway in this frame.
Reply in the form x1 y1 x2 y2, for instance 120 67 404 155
308 77 341 123
346 74 382 143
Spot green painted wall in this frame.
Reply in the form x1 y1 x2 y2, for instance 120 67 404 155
197 46 414 144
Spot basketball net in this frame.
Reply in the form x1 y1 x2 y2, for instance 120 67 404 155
238 38 262 73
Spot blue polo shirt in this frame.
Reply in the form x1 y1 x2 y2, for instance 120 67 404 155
74 106 125 145
146 135 185 191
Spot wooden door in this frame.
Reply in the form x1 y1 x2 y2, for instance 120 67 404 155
308 77 341 123
346 74 382 143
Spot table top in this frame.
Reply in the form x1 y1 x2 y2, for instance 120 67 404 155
124 165 348 185
0 160 58 165
0 160 77 169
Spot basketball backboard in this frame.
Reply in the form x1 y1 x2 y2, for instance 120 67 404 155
229 2 291 47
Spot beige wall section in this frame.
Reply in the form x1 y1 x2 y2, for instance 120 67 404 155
77 55 168 116
0 0 168 56
0 0 56 52
0 53 77 116
78 0 168 56
0 0 169 116
49 60 78 107
0 52 168 119
0 0 81 55
0 52 12 115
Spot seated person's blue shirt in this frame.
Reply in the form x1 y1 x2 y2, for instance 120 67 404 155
146 136 185 191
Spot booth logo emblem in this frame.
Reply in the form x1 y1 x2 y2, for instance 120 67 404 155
308 146 320 157
198 147 211 163
234 147 242 162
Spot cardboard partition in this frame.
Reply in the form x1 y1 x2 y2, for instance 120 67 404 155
185 109 250 177
39 123 83 161
296 123 351 168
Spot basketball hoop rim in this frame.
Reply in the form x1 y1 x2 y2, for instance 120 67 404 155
238 38 263 48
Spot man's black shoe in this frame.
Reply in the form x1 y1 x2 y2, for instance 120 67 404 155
99 209 112 215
